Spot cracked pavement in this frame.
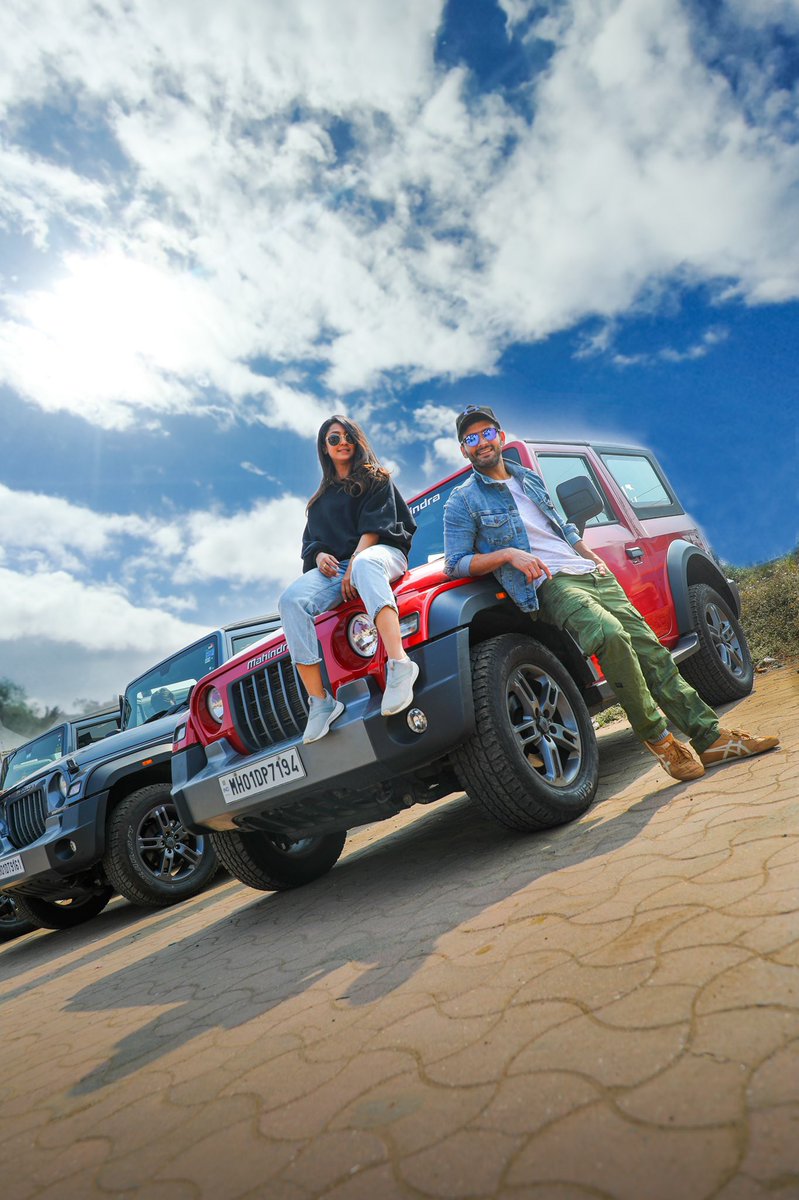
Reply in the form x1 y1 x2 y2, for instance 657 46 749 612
2 668 797 1199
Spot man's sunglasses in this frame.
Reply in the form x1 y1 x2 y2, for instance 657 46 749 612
326 432 355 446
461 426 500 448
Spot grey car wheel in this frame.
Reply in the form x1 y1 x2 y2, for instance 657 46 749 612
103 782 218 907
452 633 599 832
680 583 754 705
0 893 37 940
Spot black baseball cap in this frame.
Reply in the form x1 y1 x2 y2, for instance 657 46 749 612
455 404 501 441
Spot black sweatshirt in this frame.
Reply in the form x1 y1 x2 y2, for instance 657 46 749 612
301 478 416 573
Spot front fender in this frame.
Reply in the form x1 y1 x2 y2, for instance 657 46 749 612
426 578 513 638
82 741 173 801
667 540 741 633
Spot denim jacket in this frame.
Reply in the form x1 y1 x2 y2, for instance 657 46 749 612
443 461 582 613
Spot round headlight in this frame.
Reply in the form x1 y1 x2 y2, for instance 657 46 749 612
347 613 379 658
55 772 68 799
204 686 224 724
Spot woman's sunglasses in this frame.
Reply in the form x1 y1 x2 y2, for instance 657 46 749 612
461 426 499 448
326 432 355 446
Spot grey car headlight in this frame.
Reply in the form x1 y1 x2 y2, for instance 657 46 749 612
205 686 225 724
348 613 379 658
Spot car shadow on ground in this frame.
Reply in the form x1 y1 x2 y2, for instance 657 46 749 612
63 742 691 1096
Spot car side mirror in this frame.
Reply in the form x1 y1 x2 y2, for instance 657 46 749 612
556 475 604 536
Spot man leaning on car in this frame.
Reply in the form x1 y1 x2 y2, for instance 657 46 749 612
443 404 779 782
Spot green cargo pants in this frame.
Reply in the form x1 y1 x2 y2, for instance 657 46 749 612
536 571 720 753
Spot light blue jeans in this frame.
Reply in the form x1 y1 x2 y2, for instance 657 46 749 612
278 544 408 666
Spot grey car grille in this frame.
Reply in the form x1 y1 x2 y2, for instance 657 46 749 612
6 786 48 848
230 659 308 751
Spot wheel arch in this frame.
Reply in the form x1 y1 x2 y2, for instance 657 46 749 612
427 581 600 699
87 756 174 837
667 540 741 633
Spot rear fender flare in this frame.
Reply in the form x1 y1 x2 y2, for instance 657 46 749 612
667 540 741 634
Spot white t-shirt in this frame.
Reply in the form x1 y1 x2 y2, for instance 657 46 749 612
506 477 596 587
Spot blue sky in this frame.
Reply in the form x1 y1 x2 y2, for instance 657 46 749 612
0 0 798 712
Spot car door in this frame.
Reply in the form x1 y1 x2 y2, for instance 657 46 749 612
529 444 675 641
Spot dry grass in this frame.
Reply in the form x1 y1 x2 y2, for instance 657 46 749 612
727 549 799 663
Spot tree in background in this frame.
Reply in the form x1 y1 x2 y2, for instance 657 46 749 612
0 679 65 738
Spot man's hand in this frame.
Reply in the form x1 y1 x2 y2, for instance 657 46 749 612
504 548 552 583
316 552 340 578
573 539 609 577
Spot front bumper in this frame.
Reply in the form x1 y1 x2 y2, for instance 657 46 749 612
172 630 474 839
0 791 108 898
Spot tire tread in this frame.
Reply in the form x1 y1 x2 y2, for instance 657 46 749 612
679 583 754 706
210 829 346 892
452 634 598 832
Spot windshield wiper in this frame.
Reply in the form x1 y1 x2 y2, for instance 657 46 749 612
141 699 190 725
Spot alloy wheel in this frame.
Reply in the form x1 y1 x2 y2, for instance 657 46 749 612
135 802 206 882
505 664 582 788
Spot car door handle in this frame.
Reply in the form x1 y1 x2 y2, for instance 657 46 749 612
626 547 644 562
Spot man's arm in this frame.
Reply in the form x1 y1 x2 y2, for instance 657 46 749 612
443 493 478 578
467 547 552 584
444 492 551 584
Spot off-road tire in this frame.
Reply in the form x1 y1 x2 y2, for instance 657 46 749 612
210 829 346 892
679 583 754 705
11 888 113 931
0 893 37 940
452 633 599 831
103 782 218 907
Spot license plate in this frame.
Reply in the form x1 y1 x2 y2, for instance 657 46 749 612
0 855 25 881
219 747 306 804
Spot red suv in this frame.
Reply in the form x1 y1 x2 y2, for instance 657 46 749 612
171 438 752 892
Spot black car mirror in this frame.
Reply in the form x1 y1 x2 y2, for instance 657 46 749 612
556 475 604 536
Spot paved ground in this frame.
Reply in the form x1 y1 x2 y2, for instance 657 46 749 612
2 668 797 1200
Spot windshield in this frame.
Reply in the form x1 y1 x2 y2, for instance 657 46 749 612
407 473 466 569
407 449 523 570
122 636 219 729
1 726 68 791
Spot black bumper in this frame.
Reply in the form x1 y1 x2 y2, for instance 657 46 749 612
172 630 474 838
0 791 108 898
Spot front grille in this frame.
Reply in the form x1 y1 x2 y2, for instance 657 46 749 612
230 659 309 751
6 786 48 848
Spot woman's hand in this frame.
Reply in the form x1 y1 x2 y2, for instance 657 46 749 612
316 552 340 578
341 563 359 602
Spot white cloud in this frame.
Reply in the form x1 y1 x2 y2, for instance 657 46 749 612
0 480 308 588
577 324 730 367
0 0 796 430
0 483 146 566
179 496 307 586
0 567 206 653
0 480 308 706
725 0 799 30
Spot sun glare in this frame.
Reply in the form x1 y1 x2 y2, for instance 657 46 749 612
13 253 203 414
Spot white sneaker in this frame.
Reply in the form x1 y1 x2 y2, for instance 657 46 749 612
381 658 419 717
303 693 345 743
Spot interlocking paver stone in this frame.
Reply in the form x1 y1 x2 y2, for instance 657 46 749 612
1 668 797 1199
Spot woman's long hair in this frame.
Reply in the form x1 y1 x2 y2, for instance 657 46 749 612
307 414 389 510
